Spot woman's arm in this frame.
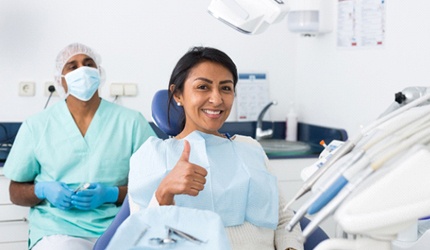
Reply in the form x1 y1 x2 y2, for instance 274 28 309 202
276 193 304 250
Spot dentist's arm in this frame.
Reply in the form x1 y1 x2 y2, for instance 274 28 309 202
9 181 74 210
9 181 40 206
155 140 207 205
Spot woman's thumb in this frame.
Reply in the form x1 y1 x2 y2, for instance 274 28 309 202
180 140 190 162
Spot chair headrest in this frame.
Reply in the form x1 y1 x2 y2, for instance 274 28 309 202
151 89 184 137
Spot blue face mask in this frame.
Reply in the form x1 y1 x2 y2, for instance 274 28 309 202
64 66 100 101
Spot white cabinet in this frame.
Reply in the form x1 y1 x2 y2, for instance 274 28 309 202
269 157 337 238
0 168 29 249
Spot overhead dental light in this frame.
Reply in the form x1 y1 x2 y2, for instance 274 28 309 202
207 0 289 35
207 0 333 36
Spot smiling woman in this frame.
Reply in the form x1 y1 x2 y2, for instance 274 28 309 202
103 46 305 250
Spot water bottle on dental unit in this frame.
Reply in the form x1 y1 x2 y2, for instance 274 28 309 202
286 103 298 142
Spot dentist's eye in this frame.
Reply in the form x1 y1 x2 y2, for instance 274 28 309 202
86 62 97 68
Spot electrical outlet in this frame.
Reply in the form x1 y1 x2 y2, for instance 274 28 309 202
124 84 137 96
44 82 59 97
19 81 36 96
110 83 124 96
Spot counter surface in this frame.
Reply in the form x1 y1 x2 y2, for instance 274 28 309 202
0 121 347 162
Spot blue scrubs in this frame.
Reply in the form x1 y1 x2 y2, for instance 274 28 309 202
3 99 156 249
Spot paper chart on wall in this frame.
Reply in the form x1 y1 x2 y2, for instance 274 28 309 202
337 0 386 48
235 73 271 122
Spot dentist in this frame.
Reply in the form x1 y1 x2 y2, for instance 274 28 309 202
3 43 156 249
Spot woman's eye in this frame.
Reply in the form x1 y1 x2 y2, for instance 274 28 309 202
197 85 208 90
222 86 233 92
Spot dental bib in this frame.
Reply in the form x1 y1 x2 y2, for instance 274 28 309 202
106 206 230 250
128 131 279 229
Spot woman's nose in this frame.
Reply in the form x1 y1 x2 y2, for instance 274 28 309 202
209 90 223 105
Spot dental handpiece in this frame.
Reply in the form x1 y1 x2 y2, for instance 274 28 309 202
283 139 357 211
286 150 365 231
300 167 373 242
307 154 369 215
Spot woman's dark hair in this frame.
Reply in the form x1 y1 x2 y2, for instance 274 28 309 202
167 46 238 132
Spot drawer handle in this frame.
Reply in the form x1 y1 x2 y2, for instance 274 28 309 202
0 217 27 223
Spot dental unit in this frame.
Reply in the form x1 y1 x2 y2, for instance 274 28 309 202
284 88 430 213
302 117 430 240
284 87 430 250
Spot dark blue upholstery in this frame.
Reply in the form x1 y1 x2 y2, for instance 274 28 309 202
93 89 329 250
300 216 329 250
93 194 130 250
151 89 184 137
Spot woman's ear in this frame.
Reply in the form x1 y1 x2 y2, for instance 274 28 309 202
170 84 182 105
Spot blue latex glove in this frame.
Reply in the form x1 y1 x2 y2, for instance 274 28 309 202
34 182 74 210
71 183 119 210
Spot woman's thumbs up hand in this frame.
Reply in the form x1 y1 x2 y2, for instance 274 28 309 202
155 140 208 205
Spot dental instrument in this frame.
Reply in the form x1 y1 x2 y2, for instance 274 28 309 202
148 226 207 246
167 226 208 244
149 227 177 246
301 124 430 241
319 140 328 148
73 183 90 193
284 90 430 212
300 140 345 182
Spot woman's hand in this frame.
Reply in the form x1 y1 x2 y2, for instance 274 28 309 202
156 140 208 205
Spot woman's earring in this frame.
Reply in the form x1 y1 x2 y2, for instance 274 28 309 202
177 102 181 106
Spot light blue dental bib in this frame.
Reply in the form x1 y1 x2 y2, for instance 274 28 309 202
107 206 230 250
129 131 279 229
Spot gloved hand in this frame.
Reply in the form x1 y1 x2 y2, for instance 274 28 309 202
71 183 119 210
34 182 74 210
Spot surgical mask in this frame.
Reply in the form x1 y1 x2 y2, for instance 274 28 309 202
64 66 100 101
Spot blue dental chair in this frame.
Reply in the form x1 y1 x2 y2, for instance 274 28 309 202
93 90 329 250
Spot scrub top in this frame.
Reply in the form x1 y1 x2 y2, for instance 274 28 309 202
3 99 156 249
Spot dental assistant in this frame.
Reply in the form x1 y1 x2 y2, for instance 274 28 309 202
3 43 156 249
126 47 304 250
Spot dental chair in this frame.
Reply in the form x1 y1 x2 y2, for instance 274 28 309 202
93 89 329 250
